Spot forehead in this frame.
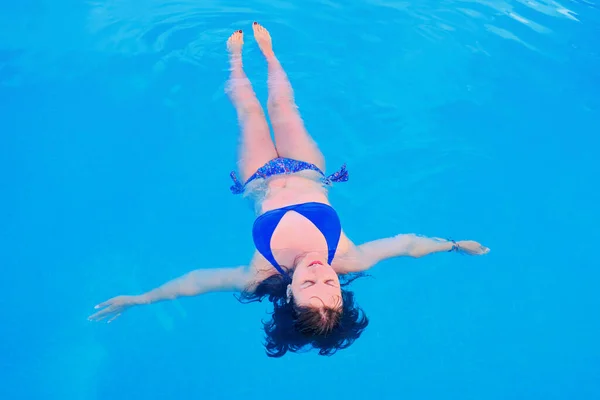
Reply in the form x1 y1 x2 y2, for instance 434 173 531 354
306 294 343 308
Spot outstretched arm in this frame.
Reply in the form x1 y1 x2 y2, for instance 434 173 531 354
88 266 250 322
140 266 249 303
348 234 489 272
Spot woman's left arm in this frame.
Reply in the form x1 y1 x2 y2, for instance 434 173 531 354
348 234 489 272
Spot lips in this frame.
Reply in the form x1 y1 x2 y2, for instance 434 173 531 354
308 261 323 267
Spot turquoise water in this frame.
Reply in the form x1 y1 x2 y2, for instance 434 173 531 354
2 0 600 399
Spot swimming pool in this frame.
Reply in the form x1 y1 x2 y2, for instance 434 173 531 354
2 0 599 399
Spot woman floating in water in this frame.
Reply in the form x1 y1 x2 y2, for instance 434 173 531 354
89 22 489 357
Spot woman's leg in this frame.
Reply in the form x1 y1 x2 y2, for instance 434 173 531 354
226 30 278 181
252 22 326 171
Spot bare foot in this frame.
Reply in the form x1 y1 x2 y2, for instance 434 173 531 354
252 22 274 58
227 29 244 56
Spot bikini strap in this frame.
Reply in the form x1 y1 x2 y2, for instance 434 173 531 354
230 163 349 194
323 163 349 185
229 171 244 194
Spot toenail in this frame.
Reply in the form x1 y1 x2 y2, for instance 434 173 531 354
253 21 257 25
238 29 242 33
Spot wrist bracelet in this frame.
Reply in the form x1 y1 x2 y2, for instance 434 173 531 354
448 239 460 252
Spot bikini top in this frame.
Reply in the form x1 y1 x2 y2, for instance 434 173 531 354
252 202 342 276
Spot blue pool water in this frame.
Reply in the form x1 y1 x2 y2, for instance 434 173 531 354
2 0 600 399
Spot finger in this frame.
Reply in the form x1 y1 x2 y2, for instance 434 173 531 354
472 246 489 255
94 298 117 309
88 308 114 321
107 313 122 324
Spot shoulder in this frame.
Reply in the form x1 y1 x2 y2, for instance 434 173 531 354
244 252 279 292
333 239 367 274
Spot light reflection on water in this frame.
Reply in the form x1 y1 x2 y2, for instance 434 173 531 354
1 2 599 399
1 0 597 211
0 0 594 83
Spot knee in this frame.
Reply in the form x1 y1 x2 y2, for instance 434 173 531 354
238 101 265 117
267 98 296 115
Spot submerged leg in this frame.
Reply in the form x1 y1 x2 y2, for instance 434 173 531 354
226 29 278 181
252 22 325 171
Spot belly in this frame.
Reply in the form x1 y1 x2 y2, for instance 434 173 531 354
260 174 330 213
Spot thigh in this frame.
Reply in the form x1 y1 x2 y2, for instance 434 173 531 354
268 101 325 171
237 111 279 182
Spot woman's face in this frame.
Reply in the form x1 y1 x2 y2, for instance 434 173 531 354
291 255 342 309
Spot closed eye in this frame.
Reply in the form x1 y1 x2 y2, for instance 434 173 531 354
302 280 339 289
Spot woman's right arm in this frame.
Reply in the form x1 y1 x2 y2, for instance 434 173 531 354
88 266 250 323
141 266 250 302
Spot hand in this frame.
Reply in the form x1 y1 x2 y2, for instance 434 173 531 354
456 240 490 255
88 295 146 323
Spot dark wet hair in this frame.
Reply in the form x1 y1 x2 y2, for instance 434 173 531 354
236 269 369 358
